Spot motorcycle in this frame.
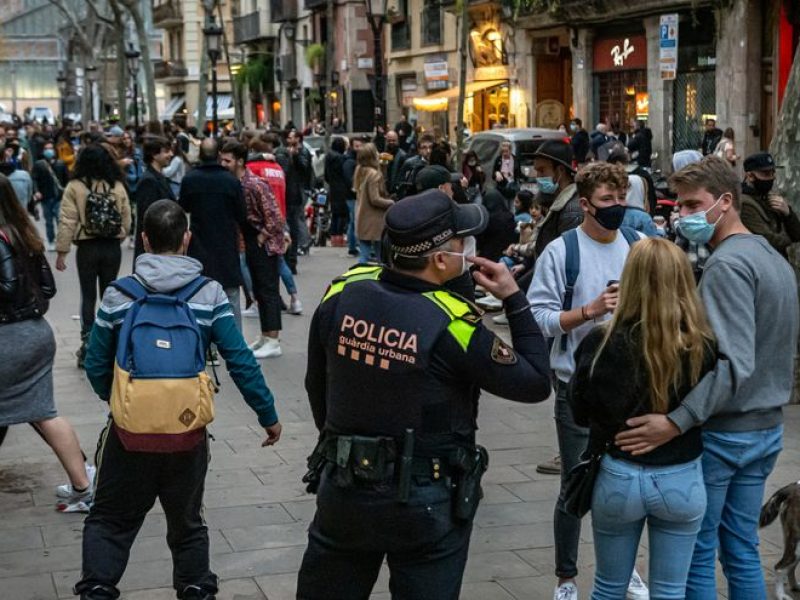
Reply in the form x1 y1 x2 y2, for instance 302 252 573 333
305 187 331 247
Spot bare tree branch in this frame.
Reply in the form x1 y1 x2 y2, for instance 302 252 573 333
46 0 93 54
85 0 117 26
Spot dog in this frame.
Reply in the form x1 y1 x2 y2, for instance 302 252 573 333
760 482 800 600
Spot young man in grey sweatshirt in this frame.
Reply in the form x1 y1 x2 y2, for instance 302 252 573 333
616 156 799 599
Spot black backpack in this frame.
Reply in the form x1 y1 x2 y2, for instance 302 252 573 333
83 180 122 238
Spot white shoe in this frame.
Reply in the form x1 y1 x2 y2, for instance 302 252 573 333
554 581 578 600
248 336 266 351
492 313 509 325
476 293 503 310
127 238 135 249
253 337 282 359
46 241 56 252
242 306 259 318
626 569 649 600
56 463 97 498
288 299 303 315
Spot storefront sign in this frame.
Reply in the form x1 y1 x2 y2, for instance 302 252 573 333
475 65 510 81
659 14 679 80
400 77 418 107
593 35 647 72
358 57 374 70
424 60 449 91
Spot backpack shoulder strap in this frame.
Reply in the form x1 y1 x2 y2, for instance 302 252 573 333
111 276 148 301
560 228 580 352
173 276 211 303
620 226 639 246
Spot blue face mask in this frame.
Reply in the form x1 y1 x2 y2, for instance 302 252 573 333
537 177 558 194
677 196 726 245
43 149 56 160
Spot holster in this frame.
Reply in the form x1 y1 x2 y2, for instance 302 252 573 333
302 435 330 494
450 445 489 522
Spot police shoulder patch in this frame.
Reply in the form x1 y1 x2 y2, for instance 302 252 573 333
491 337 517 365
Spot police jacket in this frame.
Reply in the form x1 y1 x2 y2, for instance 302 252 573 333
305 266 551 446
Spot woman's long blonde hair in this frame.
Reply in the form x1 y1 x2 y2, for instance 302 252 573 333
592 237 715 413
353 143 383 193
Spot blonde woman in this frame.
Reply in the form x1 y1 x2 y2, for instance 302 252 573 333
568 237 716 600
354 143 394 264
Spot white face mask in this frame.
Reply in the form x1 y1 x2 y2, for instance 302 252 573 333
441 237 476 275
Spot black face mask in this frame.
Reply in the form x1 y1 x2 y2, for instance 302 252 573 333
753 178 774 195
589 200 626 231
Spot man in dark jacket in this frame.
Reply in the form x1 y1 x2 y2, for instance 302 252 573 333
533 140 582 257
324 137 350 246
384 130 407 196
275 129 312 273
31 139 68 249
627 120 653 169
178 138 247 329
397 133 434 199
700 118 723 156
569 118 590 164
133 137 175 260
740 151 800 259
343 136 365 257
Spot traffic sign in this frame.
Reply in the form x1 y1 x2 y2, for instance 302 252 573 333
659 14 679 80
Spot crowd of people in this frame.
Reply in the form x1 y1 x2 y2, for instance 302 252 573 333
0 112 798 600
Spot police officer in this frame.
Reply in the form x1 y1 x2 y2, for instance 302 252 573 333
297 190 552 599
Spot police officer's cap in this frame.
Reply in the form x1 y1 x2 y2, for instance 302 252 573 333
743 152 776 173
415 165 453 191
385 190 488 256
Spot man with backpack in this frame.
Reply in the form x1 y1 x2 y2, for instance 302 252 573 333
75 200 282 600
528 162 649 600
31 139 68 251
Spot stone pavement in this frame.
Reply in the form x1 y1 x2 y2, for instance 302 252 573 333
0 244 797 600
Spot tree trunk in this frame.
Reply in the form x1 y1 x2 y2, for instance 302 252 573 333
770 43 800 404
197 33 210 132
123 1 158 122
455 0 468 163
107 0 127 123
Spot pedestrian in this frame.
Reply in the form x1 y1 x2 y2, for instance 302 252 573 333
354 142 394 264
713 127 739 168
178 138 248 331
394 113 413 152
590 123 610 159
4 159 33 218
324 137 350 247
133 136 175 260
75 199 282 600
296 190 552 599
220 140 285 359
528 161 649 600
739 151 800 259
475 188 516 262
396 133 434 199
570 118 590 164
492 140 522 199
699 118 723 157
627 120 653 169
461 150 486 203
55 143 131 369
31 139 69 251
163 138 191 199
616 155 800 599
0 175 95 513
570 237 716 599
343 136 363 257
276 129 312 273
383 130 408 196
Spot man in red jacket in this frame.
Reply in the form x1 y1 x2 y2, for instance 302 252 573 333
247 133 286 217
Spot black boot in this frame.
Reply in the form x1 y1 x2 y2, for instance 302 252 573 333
76 333 89 370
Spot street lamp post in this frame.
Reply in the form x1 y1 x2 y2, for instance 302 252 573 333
85 65 98 122
365 0 388 132
203 15 224 137
125 44 141 129
56 71 68 121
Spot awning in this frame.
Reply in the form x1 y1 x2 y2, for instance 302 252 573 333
159 95 186 120
192 94 233 119
412 80 507 112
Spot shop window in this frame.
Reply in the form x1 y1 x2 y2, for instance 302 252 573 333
391 0 411 51
421 0 442 46
673 71 716 152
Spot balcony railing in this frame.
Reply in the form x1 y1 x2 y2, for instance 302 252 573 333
271 0 298 22
154 60 188 80
234 11 263 45
152 0 182 27
305 0 326 10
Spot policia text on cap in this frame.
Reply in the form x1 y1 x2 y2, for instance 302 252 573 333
296 190 552 600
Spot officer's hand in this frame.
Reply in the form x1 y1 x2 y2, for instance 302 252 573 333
469 256 519 300
262 422 282 447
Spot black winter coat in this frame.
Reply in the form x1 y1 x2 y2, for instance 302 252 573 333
324 151 349 217
133 166 176 259
178 162 247 289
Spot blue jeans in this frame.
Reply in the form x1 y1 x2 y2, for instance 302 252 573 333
278 256 297 295
346 199 357 253
686 425 783 600
591 455 706 600
42 197 60 243
358 240 381 265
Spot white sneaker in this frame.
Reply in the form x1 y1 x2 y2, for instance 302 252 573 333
127 237 135 249
253 337 282 359
626 569 649 600
288 299 303 315
56 463 97 498
492 313 509 325
554 581 578 600
242 306 259 318
248 336 266 351
476 293 503 309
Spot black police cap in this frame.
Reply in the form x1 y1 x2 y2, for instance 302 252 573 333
415 165 452 191
743 152 776 173
385 190 488 256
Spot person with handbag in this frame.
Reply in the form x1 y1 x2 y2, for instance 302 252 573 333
568 237 716 599
0 174 94 513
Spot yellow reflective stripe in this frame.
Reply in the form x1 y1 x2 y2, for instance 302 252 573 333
322 267 383 302
421 291 477 351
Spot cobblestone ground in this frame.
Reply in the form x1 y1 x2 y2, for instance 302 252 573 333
0 244 796 599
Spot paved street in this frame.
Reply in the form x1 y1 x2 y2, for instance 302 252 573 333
0 243 797 600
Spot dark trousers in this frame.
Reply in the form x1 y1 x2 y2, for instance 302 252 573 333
76 239 122 337
297 467 472 600
42 197 60 243
553 380 589 578
285 203 304 271
75 423 217 599
244 241 282 333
